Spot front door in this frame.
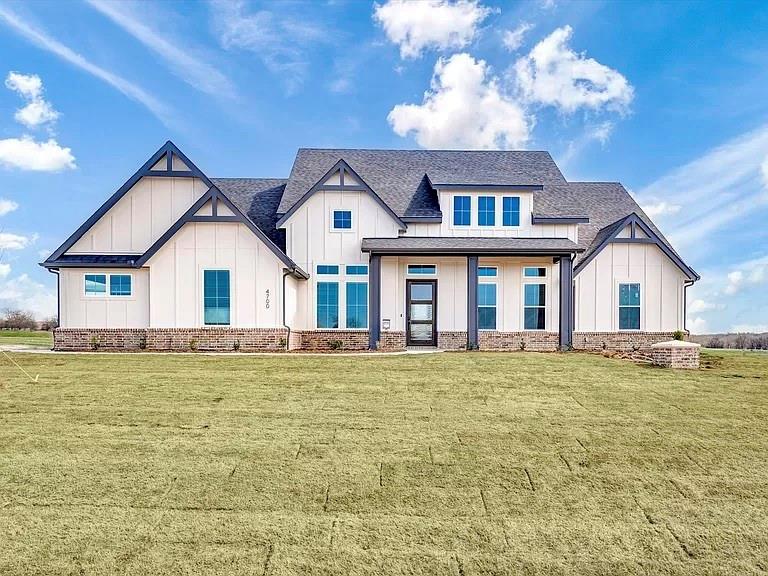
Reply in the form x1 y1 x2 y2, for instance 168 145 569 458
406 279 437 346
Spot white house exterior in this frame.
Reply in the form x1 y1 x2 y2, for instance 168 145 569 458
43 142 698 352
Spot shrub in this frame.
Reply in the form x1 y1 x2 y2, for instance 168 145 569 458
329 339 344 351
89 335 100 351
672 330 685 341
233 339 241 352
188 338 198 352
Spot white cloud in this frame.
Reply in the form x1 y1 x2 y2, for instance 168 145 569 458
687 316 708 334
86 0 235 99
502 22 533 52
388 53 530 150
0 232 31 251
0 198 19 216
0 137 75 171
731 324 768 334
761 155 768 188
0 263 10 278
374 0 493 59
0 273 56 318
558 121 613 168
723 254 768 295
688 299 717 314
210 0 326 95
641 200 682 219
5 71 59 128
513 25 634 114
0 5 173 127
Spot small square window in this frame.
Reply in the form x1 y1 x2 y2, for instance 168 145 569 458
109 274 132 296
333 210 352 229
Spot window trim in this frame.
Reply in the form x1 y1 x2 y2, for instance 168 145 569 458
316 280 340 329
83 273 135 298
345 281 368 329
478 266 498 277
478 196 496 227
453 195 471 226
477 282 497 331
202 268 232 327
617 281 642 331
502 196 521 227
522 266 547 331
330 209 353 231
83 273 108 297
523 266 547 278
317 264 340 275
108 273 133 297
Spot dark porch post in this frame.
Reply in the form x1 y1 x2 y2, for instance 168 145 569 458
559 256 574 350
467 255 478 350
369 254 381 350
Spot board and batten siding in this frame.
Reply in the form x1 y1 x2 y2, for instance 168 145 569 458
59 268 149 328
574 243 686 332
146 222 284 328
67 176 209 254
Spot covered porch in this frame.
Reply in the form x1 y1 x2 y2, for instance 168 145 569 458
362 237 583 351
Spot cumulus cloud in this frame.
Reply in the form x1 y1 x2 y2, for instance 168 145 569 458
688 299 717 314
0 273 56 318
502 22 533 52
0 232 32 250
0 198 19 216
0 263 10 278
0 137 75 171
641 200 682 219
374 0 493 59
388 53 530 149
687 316 708 334
513 25 633 114
5 71 59 128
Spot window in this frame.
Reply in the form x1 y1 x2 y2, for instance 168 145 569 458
478 196 495 226
524 283 546 330
478 266 497 277
203 270 230 326
317 265 339 275
407 264 437 275
453 195 471 226
503 197 520 226
84 274 106 295
317 282 339 328
346 265 368 275
109 274 132 296
524 267 547 277
478 283 497 330
332 210 352 229
619 283 641 330
346 282 368 328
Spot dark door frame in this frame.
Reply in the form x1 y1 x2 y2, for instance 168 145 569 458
406 279 438 346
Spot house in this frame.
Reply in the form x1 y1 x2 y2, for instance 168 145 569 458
42 141 699 352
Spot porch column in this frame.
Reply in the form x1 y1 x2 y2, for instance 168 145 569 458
467 255 478 350
369 254 381 350
559 256 574 350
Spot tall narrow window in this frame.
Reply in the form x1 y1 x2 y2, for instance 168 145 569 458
346 282 368 329
317 282 339 328
332 210 352 229
478 196 495 226
524 283 546 330
453 196 471 226
109 274 132 296
503 197 520 226
478 283 497 330
619 283 641 330
84 274 106 296
204 270 230 325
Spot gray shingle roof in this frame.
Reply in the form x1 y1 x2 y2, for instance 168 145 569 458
361 236 580 254
278 149 566 218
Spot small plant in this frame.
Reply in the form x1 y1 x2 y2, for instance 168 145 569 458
188 338 198 352
89 335 100 351
278 337 287 349
519 340 526 351
672 330 685 341
328 339 344 351
138 334 147 350
233 338 241 351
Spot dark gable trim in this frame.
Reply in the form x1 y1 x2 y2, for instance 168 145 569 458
135 186 308 278
275 159 407 230
532 215 590 224
401 216 443 223
45 141 213 264
574 213 699 281
432 184 543 191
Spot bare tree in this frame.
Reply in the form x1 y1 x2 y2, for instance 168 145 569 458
1 308 37 330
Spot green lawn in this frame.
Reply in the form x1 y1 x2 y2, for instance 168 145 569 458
1 350 766 575
0 329 53 348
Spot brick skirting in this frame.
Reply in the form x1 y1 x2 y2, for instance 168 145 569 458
292 330 369 351
572 332 680 352
479 331 560 351
54 328 288 352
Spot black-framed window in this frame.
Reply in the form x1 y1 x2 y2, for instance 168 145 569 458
524 283 546 330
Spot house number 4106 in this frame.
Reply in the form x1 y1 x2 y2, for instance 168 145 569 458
265 289 270 309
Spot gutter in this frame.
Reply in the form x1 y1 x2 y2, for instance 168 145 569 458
683 279 696 334
282 268 292 351
46 268 60 331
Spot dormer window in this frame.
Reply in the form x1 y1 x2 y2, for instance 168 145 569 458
453 196 471 226
503 197 520 226
478 196 495 226
332 210 352 230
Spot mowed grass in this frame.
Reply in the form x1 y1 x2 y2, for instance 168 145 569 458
0 351 767 575
0 329 53 348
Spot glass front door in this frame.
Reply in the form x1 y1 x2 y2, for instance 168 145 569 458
406 279 437 346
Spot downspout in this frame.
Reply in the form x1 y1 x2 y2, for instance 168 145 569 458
282 268 292 351
683 279 695 334
47 268 60 328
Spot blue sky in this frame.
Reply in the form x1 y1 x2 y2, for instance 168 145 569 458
0 0 767 333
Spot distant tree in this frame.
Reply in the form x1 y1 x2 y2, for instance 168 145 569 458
39 315 59 331
707 337 724 349
733 333 749 350
1 308 37 330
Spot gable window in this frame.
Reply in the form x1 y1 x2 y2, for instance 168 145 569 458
478 266 497 277
478 196 495 226
619 283 641 330
84 274 107 296
346 282 368 329
317 282 339 328
332 210 352 230
453 196 471 226
503 197 520 226
203 270 230 326
524 283 546 330
109 274 132 296
478 283 497 330
407 264 437 275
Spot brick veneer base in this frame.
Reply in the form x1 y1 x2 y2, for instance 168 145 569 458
479 331 560 351
292 330 370 351
650 341 700 369
572 332 680 352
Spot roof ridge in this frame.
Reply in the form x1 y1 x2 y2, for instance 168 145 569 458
297 147 553 153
